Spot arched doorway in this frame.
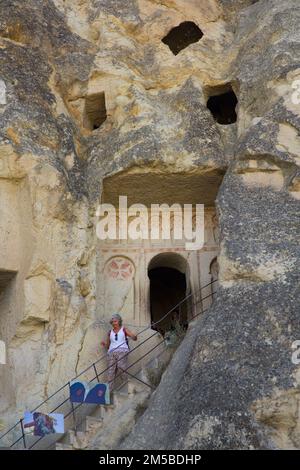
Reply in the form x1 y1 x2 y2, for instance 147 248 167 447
148 253 190 335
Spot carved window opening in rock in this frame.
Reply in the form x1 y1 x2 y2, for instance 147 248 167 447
162 21 203 55
83 92 107 130
0 270 16 296
148 253 190 336
206 85 238 125
0 270 17 338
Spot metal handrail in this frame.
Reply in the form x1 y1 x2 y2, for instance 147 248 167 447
0 278 218 448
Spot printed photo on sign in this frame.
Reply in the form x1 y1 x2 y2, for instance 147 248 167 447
70 381 110 405
23 411 64 437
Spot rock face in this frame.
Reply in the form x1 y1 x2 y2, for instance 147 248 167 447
0 0 299 449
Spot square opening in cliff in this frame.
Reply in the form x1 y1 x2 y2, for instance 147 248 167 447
83 92 107 131
206 86 238 125
0 270 17 296
0 270 17 345
162 21 203 55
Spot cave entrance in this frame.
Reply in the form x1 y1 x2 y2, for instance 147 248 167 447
206 85 238 125
148 253 189 336
162 21 203 55
99 167 222 331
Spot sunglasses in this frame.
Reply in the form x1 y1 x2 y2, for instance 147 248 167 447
115 333 118 340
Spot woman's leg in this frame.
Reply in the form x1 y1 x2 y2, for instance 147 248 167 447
116 350 129 385
107 351 117 392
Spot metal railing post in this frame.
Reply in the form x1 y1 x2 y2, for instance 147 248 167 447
93 363 100 383
20 418 26 449
199 285 203 314
68 382 77 435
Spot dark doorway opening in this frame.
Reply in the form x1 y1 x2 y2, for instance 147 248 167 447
149 266 187 335
162 21 203 55
207 87 237 125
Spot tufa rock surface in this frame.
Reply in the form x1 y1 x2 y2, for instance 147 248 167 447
0 0 299 449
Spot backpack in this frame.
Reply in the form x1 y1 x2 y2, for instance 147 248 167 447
123 327 130 350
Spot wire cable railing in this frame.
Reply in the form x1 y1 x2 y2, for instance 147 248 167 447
0 278 218 450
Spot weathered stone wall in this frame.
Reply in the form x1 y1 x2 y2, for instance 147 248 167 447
0 0 97 422
0 0 299 449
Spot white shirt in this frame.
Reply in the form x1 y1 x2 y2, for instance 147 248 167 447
108 327 129 352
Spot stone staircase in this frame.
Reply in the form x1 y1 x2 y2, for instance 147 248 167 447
55 356 169 450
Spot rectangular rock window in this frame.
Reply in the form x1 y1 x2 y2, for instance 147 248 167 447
206 84 238 125
0 270 16 296
83 92 107 131
0 270 17 341
162 21 203 55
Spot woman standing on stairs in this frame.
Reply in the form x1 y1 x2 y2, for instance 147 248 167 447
101 313 137 392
